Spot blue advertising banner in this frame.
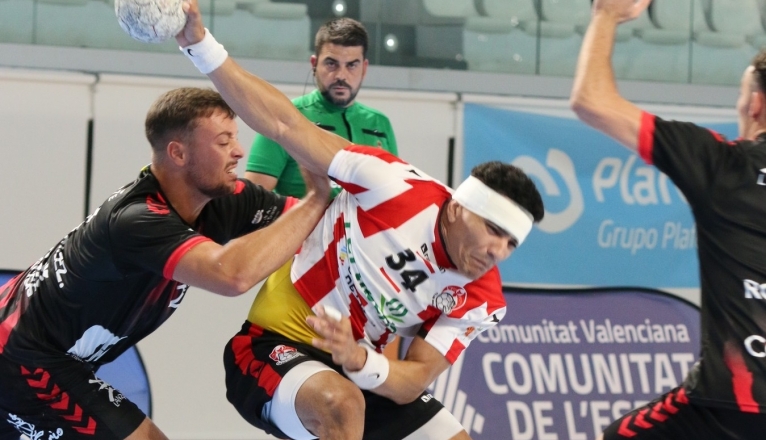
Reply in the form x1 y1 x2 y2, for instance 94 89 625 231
429 287 700 440
463 103 737 288
0 270 152 417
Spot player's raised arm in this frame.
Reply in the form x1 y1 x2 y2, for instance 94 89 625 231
176 0 347 176
570 0 651 152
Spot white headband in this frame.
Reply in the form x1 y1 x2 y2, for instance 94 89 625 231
452 175 534 246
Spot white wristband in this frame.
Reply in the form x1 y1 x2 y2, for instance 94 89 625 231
180 28 228 74
343 344 389 390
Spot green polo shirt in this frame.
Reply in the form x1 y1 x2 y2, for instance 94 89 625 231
246 89 399 198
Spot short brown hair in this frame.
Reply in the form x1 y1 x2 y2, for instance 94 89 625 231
145 87 236 153
314 17 368 57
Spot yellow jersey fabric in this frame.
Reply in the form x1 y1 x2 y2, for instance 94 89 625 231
247 259 320 346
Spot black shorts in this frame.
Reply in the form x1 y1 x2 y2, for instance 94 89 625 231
224 321 444 440
0 354 146 440
602 386 766 440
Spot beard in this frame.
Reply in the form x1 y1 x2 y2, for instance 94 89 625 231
198 181 233 199
320 80 359 107
188 160 235 199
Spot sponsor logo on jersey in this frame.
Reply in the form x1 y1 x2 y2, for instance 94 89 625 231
420 243 444 273
168 283 189 308
365 289 407 332
7 413 63 440
23 241 67 297
745 335 766 358
464 326 476 337
420 244 431 261
339 244 348 264
146 193 170 215
262 206 280 224
108 188 126 202
68 326 127 363
269 345 305 366
52 245 67 290
744 279 766 299
251 209 264 225
432 286 467 314
475 314 501 333
89 378 126 407
758 168 766 186
343 227 407 332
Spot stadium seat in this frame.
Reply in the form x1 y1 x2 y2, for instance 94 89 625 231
212 1 310 61
609 10 654 79
38 0 89 4
614 0 692 83
462 0 538 74
691 0 760 85
422 0 478 19
0 0 34 44
748 0 766 50
201 0 238 16
420 0 479 25
750 0 766 50
536 0 591 76
35 0 179 52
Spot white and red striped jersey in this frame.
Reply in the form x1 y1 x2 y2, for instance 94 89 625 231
292 146 506 363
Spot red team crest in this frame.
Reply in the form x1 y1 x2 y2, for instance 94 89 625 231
269 345 304 366
432 285 468 314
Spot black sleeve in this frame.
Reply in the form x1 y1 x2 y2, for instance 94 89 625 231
197 179 288 243
648 115 743 207
109 202 202 275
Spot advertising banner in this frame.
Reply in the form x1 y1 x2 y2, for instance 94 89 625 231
463 103 737 288
429 287 700 440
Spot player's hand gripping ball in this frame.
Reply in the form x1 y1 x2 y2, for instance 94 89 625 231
115 0 187 43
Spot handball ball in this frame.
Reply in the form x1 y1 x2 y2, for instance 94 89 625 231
115 0 187 44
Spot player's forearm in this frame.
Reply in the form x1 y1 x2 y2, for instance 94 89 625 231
336 341 438 404
208 58 341 176
570 12 621 125
370 358 443 405
215 192 327 295
570 12 643 150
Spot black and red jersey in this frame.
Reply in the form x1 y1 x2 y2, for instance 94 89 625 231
0 166 287 367
639 113 766 412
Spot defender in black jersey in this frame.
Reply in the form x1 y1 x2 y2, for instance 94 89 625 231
0 88 330 440
572 0 766 439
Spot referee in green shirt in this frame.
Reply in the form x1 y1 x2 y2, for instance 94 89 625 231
245 17 399 198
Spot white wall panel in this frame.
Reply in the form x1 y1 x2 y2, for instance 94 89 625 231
0 68 93 270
